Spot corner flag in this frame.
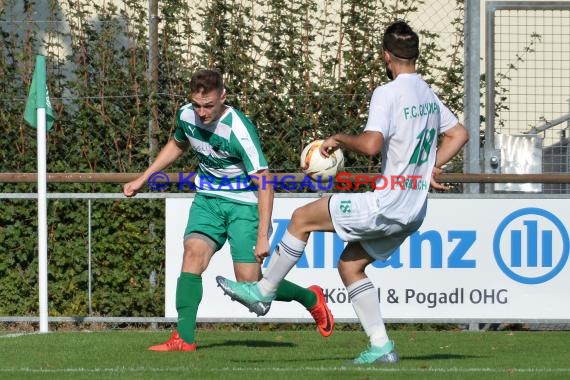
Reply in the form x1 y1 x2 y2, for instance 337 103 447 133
24 55 55 130
24 55 54 333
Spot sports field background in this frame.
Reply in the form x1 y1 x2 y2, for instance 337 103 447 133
1 328 569 379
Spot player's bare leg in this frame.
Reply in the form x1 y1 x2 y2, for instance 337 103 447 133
217 196 334 317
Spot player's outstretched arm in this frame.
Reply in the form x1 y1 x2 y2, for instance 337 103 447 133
123 139 188 197
321 131 383 157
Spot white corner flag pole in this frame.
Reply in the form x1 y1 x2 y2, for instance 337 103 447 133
32 55 49 333
25 55 50 333
37 106 48 333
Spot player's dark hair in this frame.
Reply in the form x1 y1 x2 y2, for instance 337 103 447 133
190 69 224 94
382 21 419 60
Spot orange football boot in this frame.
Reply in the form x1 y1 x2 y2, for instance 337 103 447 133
148 331 196 352
308 285 335 337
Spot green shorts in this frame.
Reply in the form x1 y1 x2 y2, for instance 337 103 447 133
184 193 259 263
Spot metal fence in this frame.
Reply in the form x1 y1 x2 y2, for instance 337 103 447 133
0 192 171 324
485 1 570 194
1 191 569 328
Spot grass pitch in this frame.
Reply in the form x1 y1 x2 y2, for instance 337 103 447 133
0 329 569 379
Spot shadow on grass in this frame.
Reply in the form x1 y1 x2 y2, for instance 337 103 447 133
404 353 487 360
236 353 489 364
200 339 297 349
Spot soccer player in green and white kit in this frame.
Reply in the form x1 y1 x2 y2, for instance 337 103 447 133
123 69 334 351
217 21 469 364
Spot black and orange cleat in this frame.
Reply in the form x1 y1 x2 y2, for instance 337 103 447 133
308 285 335 337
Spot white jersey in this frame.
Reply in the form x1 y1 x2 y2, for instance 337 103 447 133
365 73 458 223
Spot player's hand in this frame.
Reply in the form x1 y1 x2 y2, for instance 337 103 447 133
123 177 145 197
430 167 449 191
254 237 270 264
320 136 341 158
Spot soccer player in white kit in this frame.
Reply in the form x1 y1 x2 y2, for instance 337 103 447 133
217 21 469 364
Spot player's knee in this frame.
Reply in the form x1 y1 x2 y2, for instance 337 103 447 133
182 245 210 272
290 206 314 234
337 259 364 285
290 207 306 224
184 245 205 260
234 265 261 282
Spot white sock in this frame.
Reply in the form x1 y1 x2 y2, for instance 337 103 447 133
347 277 389 348
258 230 306 297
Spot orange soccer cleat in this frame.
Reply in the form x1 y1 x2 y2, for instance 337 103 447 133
308 285 335 337
148 331 197 352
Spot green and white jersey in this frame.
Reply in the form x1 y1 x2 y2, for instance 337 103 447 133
174 103 268 204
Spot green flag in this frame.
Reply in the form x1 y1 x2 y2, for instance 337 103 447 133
24 55 55 131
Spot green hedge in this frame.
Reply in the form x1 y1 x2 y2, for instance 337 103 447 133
0 0 465 317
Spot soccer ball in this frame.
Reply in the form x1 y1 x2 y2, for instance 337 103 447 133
300 140 344 180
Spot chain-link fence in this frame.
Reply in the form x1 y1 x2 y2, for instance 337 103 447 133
485 2 570 194
1 0 464 178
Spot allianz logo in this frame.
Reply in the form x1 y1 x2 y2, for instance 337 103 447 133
493 207 569 284
266 207 569 285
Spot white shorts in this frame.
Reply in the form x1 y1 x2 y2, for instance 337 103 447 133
329 192 423 261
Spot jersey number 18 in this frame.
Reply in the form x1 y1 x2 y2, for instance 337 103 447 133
409 128 436 166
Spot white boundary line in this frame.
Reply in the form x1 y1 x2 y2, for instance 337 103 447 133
0 332 42 339
0 367 569 374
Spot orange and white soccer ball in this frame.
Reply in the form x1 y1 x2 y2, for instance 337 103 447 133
300 140 344 180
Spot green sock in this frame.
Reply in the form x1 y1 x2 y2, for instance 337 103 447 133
275 279 317 309
176 272 202 344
